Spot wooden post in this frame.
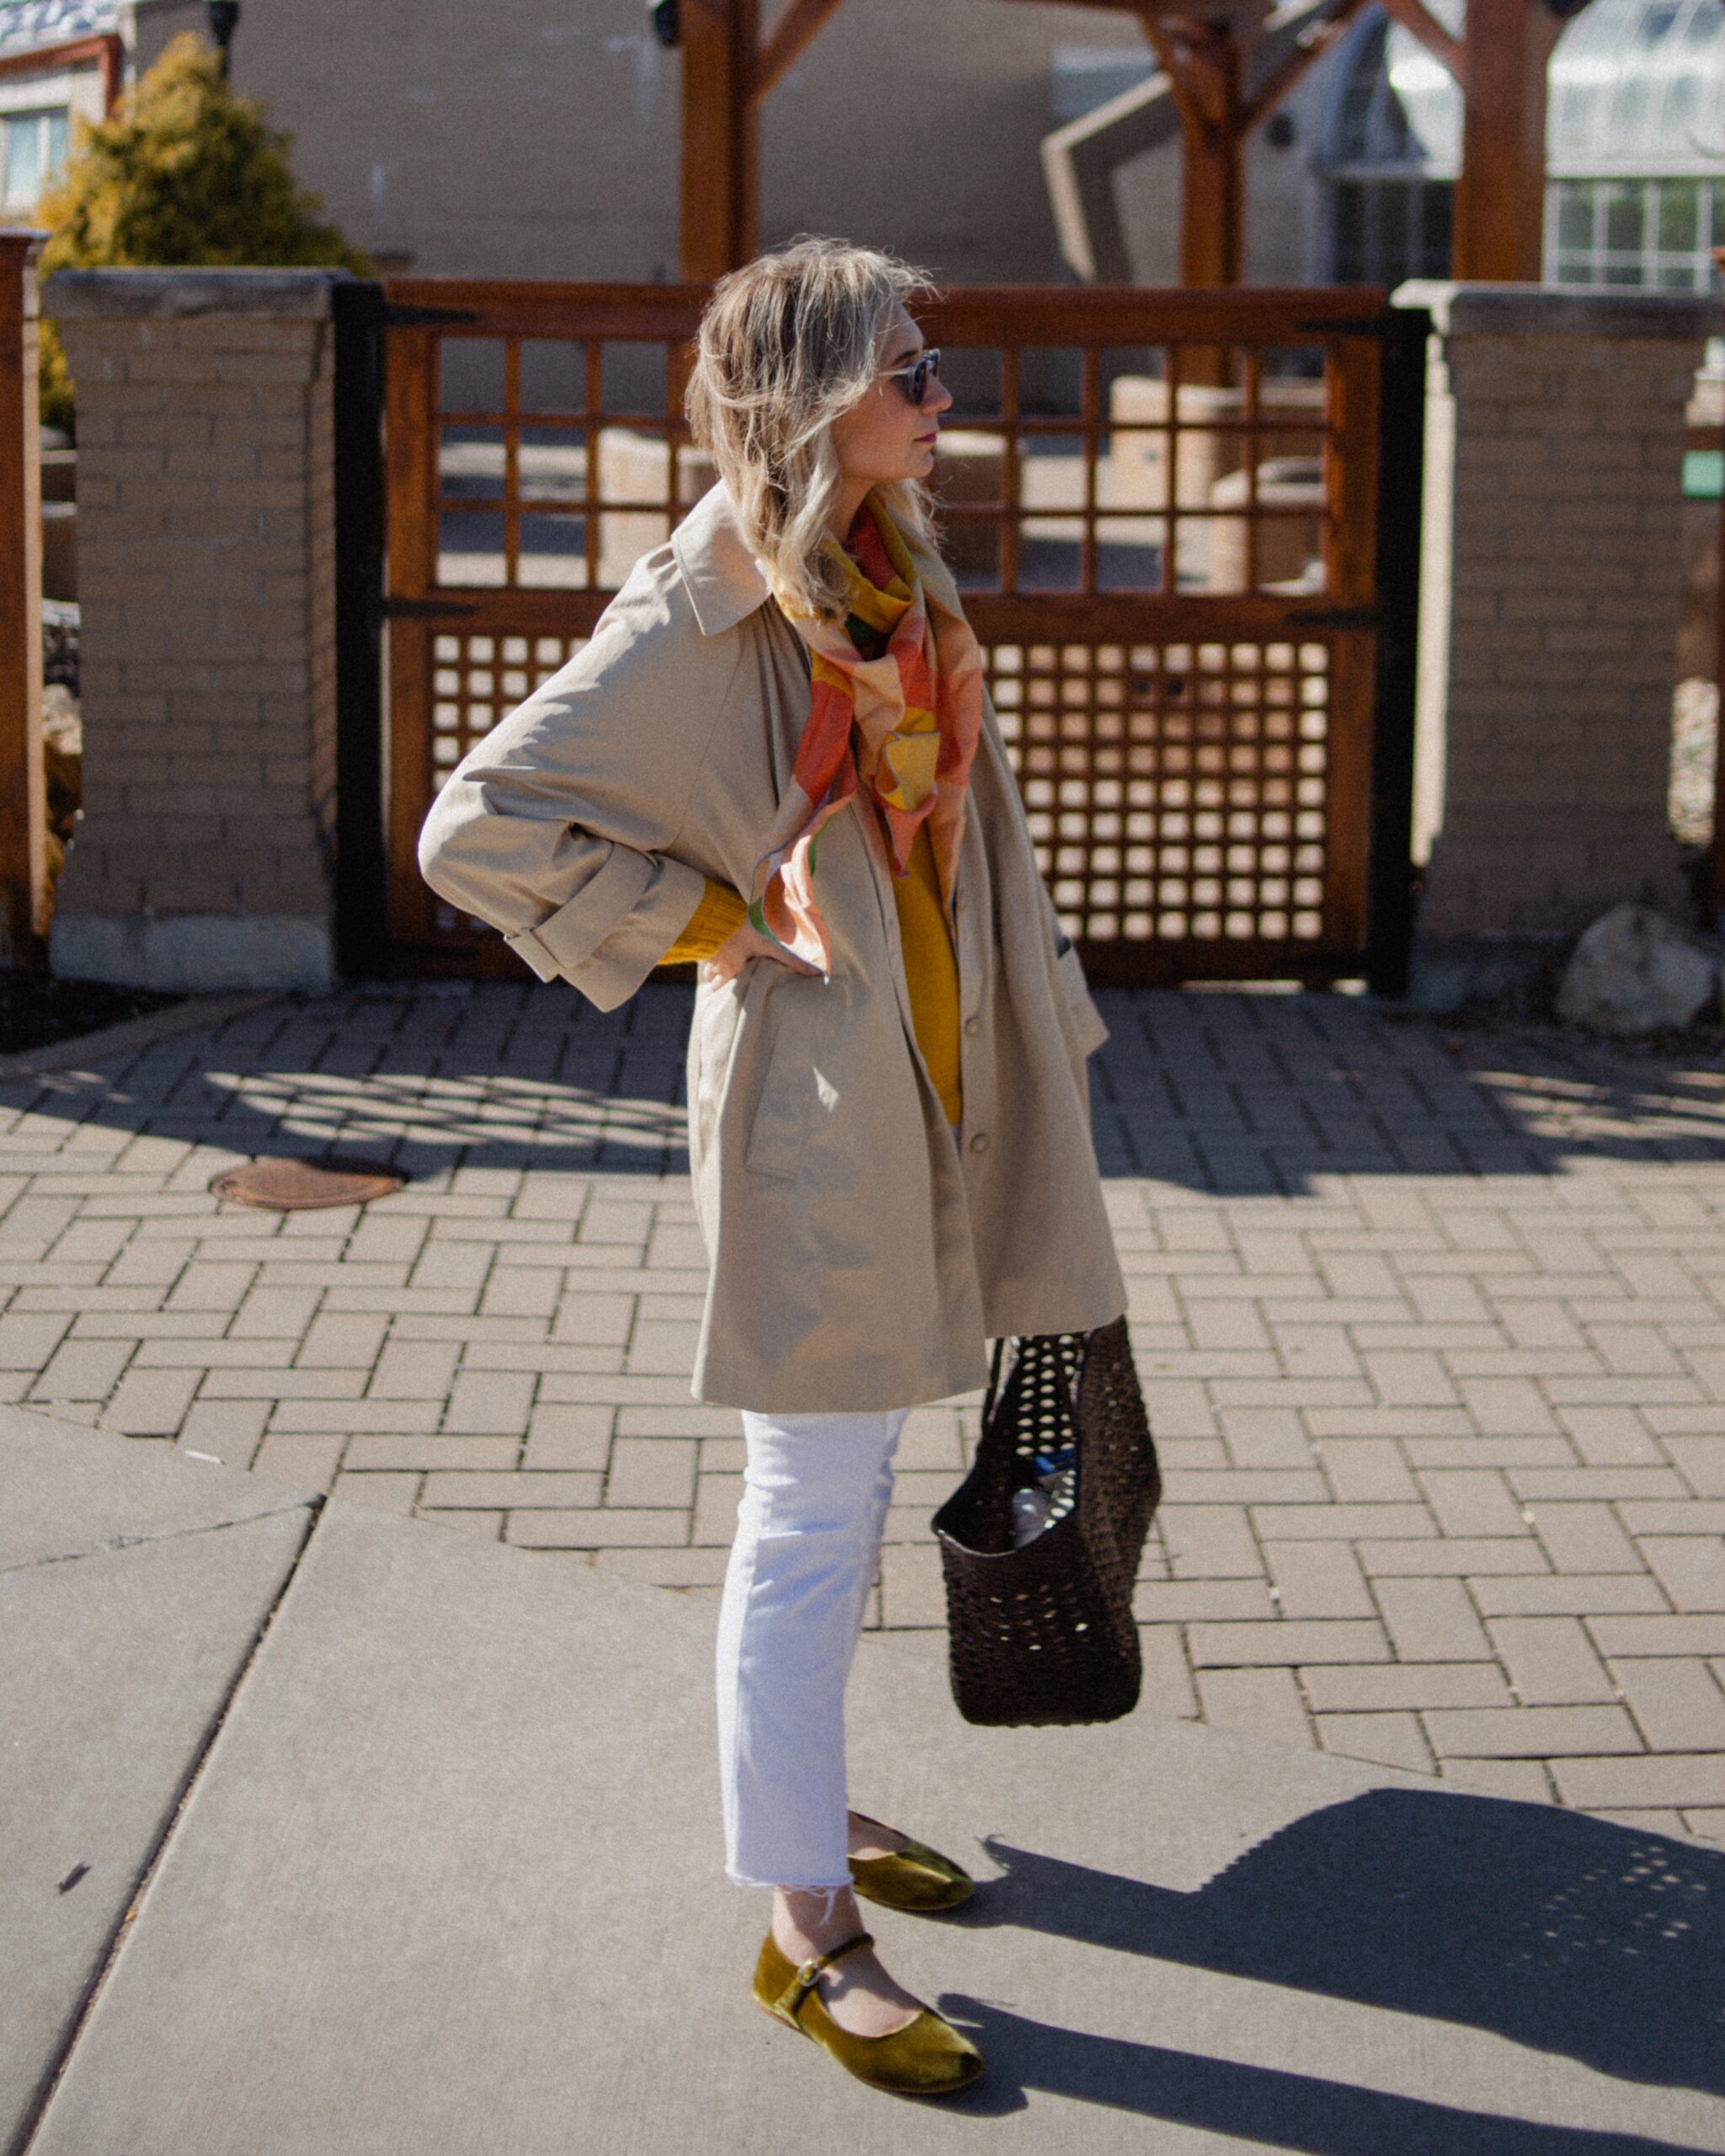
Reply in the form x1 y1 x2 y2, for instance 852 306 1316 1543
680 0 761 282
1452 0 1559 281
1142 15 1246 290
0 229 45 969
1140 15 1245 391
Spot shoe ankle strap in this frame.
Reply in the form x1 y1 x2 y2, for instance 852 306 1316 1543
777 1931 874 2021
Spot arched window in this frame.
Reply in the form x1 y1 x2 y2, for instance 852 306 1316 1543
1320 2 1461 284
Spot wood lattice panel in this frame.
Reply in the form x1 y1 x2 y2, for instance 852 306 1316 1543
426 630 590 939
383 281 1397 980
430 631 590 781
434 330 712 595
987 637 1332 949
923 334 1335 604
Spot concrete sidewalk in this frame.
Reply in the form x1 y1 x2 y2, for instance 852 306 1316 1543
3 981 1725 1842
6 1401 1724 2156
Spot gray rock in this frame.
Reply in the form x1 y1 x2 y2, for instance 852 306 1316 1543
1556 902 1721 1036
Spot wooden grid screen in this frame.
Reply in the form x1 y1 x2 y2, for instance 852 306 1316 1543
384 282 1386 979
921 339 1337 603
987 637 1332 948
434 335 710 596
427 629 590 939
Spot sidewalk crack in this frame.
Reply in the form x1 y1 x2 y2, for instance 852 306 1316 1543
0 1502 318 1579
8 1494 326 2156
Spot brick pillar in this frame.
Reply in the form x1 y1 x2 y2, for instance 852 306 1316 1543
1394 283 1720 1008
45 269 344 990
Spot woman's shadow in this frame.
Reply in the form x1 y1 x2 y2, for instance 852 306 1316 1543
930 1786 1725 2151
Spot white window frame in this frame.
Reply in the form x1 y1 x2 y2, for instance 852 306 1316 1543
1544 174 1722 291
0 61 104 206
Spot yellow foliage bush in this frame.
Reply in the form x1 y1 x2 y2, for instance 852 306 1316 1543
38 34 371 433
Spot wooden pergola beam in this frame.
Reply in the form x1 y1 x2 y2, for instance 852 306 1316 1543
754 0 846 104
0 34 123 114
1242 0 1370 131
680 0 850 280
1140 13 1247 290
681 0 1563 289
1375 0 1465 83
1455 0 1561 280
680 0 761 281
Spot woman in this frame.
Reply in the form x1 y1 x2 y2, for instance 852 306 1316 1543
419 239 1125 2097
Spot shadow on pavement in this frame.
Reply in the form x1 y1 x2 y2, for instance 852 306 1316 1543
943 1787 1722 2112
1088 991 1725 1197
937 2000 1711 2153
6 982 1722 1202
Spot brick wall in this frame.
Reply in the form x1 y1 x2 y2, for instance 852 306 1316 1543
48 270 341 990
1396 285 1719 1001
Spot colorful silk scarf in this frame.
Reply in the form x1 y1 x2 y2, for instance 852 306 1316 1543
754 494 984 972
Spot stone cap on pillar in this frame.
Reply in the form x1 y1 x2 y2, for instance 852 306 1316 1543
45 267 355 320
1391 280 1722 341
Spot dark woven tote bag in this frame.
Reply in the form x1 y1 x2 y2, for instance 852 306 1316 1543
931 1316 1161 1726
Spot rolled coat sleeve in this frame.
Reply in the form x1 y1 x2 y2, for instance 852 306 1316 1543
417 558 739 1011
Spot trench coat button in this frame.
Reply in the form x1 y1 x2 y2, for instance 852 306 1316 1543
963 1015 982 1038
969 1131 991 1155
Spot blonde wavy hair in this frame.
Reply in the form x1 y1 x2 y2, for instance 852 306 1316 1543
686 237 937 620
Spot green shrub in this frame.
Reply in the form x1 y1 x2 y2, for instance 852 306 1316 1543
38 33 372 431
37 318 74 437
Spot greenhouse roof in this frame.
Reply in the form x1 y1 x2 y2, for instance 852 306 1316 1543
1327 0 1725 179
0 1 118 57
1549 0 1725 175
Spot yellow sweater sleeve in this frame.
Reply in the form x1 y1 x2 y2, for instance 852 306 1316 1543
895 824 963 1127
659 879 749 967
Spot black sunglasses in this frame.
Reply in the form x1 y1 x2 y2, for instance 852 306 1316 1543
880 348 942 408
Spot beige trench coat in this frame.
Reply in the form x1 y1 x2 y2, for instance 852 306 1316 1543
418 484 1125 1412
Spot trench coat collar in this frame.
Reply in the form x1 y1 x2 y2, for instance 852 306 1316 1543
671 483 773 638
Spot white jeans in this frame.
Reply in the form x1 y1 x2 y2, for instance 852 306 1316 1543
716 1406 909 1890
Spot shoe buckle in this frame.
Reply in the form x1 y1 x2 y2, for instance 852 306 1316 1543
793 1959 823 1998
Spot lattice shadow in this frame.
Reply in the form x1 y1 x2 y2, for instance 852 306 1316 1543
950 1788 1725 2100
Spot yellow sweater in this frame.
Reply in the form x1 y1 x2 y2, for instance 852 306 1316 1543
659 826 962 1125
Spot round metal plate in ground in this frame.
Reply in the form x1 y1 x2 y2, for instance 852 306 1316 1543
211 1159 404 1212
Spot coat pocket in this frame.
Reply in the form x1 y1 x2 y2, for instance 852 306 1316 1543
740 968 838 1183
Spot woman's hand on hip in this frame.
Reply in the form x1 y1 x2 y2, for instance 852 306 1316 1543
700 918 820 989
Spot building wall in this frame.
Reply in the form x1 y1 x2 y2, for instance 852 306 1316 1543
129 0 1149 286
0 3 1384 297
1111 57 1343 288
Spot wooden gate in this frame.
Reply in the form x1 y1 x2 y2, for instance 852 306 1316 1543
377 280 1422 985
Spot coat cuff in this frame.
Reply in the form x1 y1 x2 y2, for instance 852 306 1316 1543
505 848 708 1011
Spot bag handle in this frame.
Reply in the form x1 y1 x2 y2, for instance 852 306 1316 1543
980 1331 1089 1453
980 1336 1009 1432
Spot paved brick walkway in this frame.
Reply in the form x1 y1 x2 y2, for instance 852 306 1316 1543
4 981 1724 1843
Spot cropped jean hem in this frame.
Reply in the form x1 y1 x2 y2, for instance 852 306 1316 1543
725 1868 855 1892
